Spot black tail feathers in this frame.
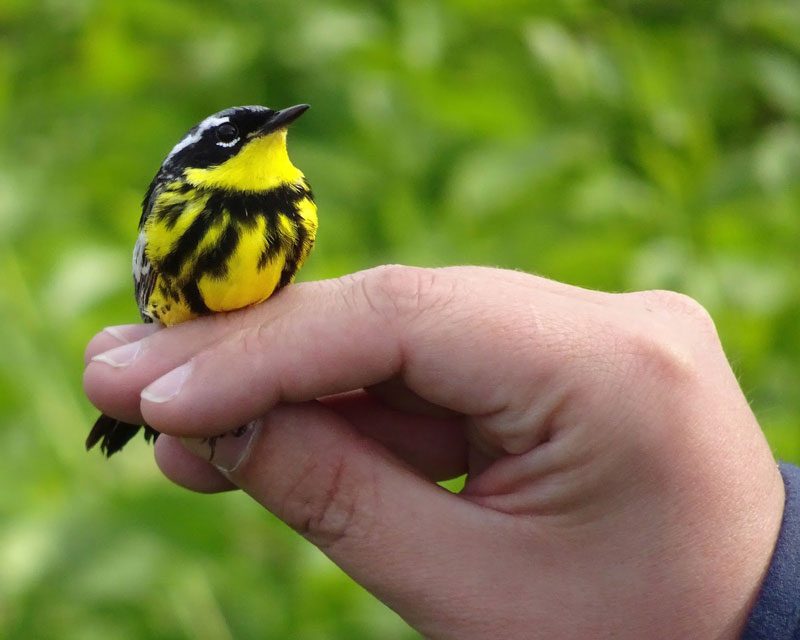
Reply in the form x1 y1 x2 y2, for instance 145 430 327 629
86 413 159 457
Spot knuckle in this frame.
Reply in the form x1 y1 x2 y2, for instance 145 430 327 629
279 452 371 550
237 326 265 358
580 291 723 401
616 327 698 386
359 264 454 322
338 271 371 314
630 289 718 337
236 319 279 359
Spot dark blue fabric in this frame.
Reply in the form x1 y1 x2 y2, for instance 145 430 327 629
742 463 800 640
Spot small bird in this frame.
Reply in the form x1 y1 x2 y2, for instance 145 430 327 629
87 104 317 456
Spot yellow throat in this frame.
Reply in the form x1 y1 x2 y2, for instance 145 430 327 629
184 129 305 192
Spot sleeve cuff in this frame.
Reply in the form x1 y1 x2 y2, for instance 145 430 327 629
741 462 800 640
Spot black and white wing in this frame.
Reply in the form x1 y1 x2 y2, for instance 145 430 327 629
132 176 160 323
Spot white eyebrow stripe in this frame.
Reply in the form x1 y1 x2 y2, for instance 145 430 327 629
165 115 230 160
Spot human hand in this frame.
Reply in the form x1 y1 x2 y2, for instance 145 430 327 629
84 266 784 639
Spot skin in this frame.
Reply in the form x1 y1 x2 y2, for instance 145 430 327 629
84 265 785 639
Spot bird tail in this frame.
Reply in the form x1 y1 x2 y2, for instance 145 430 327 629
86 413 159 457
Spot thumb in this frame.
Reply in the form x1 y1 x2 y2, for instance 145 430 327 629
181 403 505 634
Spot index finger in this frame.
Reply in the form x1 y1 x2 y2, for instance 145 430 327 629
86 265 607 436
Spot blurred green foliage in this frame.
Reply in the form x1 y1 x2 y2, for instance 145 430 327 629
1 0 799 637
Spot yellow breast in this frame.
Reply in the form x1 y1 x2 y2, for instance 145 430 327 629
143 188 317 326
196 214 286 313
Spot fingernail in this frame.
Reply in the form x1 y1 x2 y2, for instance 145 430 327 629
92 341 143 368
103 324 160 343
181 421 260 473
141 361 192 403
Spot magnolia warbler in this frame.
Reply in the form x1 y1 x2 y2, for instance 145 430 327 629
86 104 317 456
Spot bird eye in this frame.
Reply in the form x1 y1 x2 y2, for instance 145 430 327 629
216 123 239 144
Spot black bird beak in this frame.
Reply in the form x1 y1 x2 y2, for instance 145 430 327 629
261 104 310 134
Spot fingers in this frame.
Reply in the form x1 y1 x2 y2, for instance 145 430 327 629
365 376 460 420
86 265 644 464
86 265 592 437
84 292 303 424
84 324 160 365
156 391 467 488
154 435 235 493
320 391 468 481
176 401 519 633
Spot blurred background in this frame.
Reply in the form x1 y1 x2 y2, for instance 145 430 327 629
1 0 799 637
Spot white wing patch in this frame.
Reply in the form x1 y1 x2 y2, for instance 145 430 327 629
133 229 157 321
132 230 148 282
166 115 230 161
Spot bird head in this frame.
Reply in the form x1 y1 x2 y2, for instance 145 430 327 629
161 104 309 192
